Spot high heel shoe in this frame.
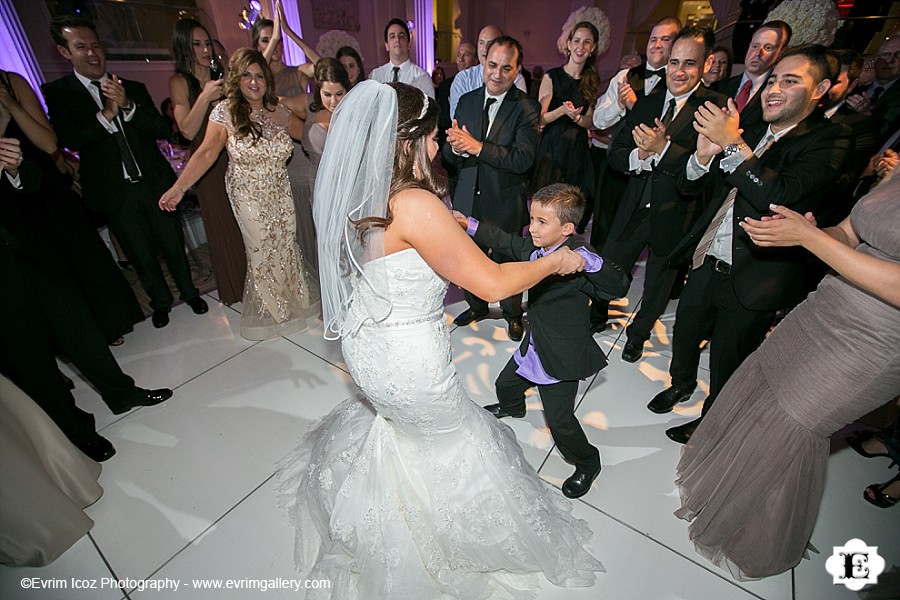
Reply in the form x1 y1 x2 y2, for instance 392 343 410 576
847 431 897 467
864 473 900 508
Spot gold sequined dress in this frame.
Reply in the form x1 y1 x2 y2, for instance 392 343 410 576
210 102 319 340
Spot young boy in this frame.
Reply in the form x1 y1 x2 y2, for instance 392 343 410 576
454 183 629 498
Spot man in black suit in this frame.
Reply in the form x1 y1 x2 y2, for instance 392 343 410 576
845 35 900 142
652 45 853 443
42 16 207 329
444 36 540 342
0 138 172 463
456 184 629 498
590 17 682 251
712 20 791 131
590 27 727 361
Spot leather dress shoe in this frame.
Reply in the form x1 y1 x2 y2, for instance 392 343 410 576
152 308 170 328
453 308 489 327
562 464 602 499
666 418 702 444
507 318 524 342
483 403 526 419
187 296 209 314
621 339 644 363
111 388 173 415
647 386 694 414
76 434 116 462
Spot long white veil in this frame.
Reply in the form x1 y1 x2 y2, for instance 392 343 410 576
314 80 398 339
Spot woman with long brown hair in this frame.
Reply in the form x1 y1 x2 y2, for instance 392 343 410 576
168 18 246 305
531 21 600 207
159 49 318 340
275 81 604 598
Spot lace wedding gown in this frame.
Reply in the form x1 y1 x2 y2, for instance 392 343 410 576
277 248 604 599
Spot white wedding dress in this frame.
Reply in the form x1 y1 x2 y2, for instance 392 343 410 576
277 248 604 599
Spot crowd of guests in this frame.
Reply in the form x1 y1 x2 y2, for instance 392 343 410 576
0 3 897 586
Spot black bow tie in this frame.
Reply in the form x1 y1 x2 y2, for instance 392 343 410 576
644 67 665 79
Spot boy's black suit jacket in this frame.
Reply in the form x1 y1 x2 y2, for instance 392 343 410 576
472 223 630 381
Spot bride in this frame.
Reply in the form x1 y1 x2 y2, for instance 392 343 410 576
276 81 604 599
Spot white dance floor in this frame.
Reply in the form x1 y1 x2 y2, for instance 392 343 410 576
1 262 897 600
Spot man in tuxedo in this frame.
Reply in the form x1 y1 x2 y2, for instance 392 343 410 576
444 36 540 342
0 138 172 463
590 27 727 362
845 36 900 141
712 20 791 130
652 45 853 442
449 25 527 119
369 18 434 98
589 16 681 252
42 16 207 329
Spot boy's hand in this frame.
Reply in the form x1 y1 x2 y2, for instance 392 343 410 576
451 210 469 229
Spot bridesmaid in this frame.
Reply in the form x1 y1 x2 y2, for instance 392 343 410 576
336 46 366 88
252 0 320 99
169 18 246 305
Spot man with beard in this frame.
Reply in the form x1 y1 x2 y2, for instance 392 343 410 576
650 45 853 443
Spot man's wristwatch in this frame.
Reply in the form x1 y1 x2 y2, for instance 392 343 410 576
123 100 135 111
724 142 748 157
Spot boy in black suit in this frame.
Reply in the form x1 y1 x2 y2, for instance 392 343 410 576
454 184 629 498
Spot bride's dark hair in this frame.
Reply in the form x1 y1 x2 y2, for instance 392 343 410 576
355 82 448 236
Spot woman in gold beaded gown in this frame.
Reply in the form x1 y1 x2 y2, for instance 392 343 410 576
159 48 319 340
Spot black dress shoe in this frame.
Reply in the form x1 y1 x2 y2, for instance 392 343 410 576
666 418 701 444
647 386 694 414
453 308 489 327
111 388 173 415
507 318 524 342
76 434 116 462
187 296 209 314
562 464 602 498
152 309 170 328
621 339 644 362
483 403 526 419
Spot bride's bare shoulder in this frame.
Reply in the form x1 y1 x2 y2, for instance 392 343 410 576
390 187 447 221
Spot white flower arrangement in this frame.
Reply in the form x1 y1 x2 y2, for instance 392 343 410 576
767 0 840 46
316 30 363 60
556 6 611 56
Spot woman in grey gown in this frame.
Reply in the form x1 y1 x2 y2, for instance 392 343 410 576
675 175 900 579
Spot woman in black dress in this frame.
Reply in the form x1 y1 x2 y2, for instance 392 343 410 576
530 21 600 208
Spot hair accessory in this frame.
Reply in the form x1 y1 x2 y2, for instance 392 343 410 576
408 88 429 133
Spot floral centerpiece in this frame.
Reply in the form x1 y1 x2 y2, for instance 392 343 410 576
767 0 839 46
316 30 363 60
556 6 611 56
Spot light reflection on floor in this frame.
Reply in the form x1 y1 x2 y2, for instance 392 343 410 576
1 262 897 600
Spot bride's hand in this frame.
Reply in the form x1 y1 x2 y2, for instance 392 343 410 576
552 246 586 275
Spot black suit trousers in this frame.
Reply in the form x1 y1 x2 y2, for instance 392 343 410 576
589 156 629 252
590 207 679 342
108 180 198 311
0 265 137 444
495 357 600 470
669 259 775 411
